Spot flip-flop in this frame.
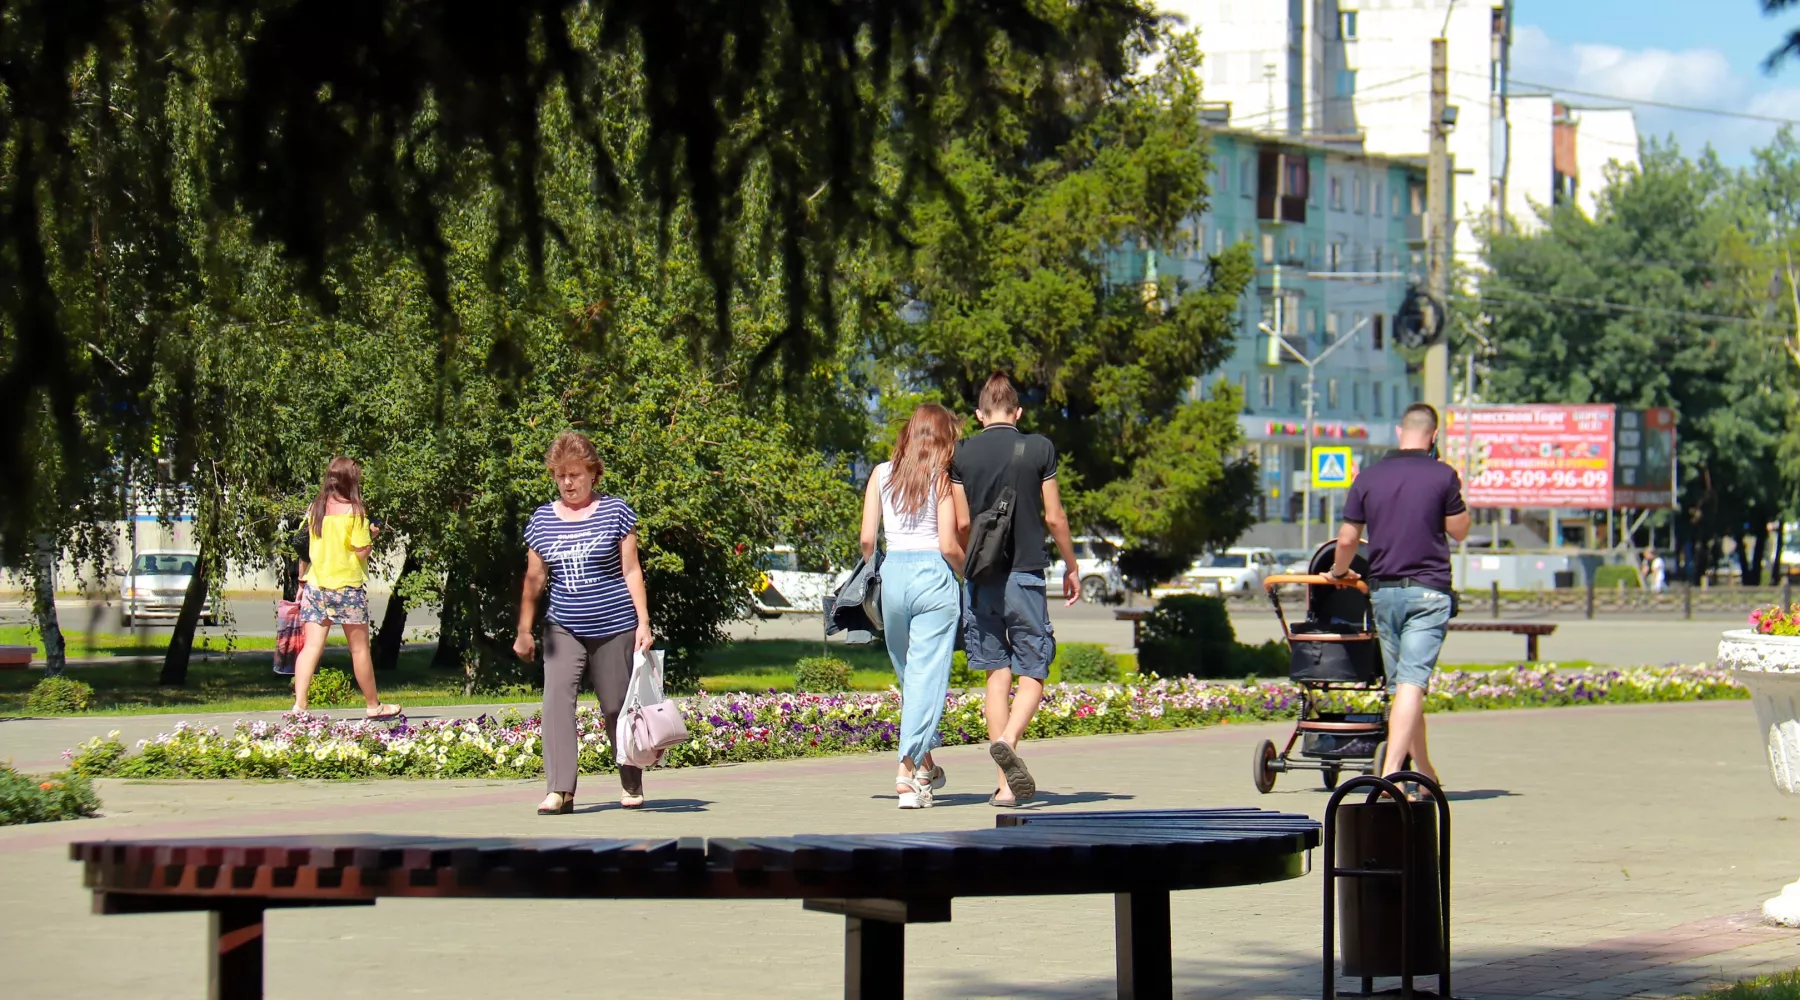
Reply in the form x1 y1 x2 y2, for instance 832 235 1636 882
364 704 403 721
989 789 1020 808
988 741 1036 801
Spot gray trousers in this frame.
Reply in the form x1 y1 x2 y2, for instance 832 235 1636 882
542 622 642 796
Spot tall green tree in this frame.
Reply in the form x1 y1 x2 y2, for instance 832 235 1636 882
868 30 1258 565
1480 142 1790 581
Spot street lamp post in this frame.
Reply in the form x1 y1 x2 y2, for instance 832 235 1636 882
1259 315 1369 554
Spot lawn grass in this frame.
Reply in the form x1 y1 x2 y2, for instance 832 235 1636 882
0 624 342 658
1686 970 1800 1000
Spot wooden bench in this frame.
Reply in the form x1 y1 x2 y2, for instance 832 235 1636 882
72 807 1318 1000
0 645 34 668
1446 621 1557 662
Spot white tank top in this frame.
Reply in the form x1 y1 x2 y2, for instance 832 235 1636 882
876 462 941 551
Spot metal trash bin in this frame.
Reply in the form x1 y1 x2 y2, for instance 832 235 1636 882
1335 800 1443 977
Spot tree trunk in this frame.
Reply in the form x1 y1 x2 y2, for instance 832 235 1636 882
32 533 66 676
373 553 421 672
432 566 468 669
1776 524 1788 584
158 546 212 686
1751 528 1771 588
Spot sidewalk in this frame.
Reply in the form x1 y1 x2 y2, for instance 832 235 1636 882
1 700 1794 998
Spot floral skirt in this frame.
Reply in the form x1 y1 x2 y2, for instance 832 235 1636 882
299 583 369 625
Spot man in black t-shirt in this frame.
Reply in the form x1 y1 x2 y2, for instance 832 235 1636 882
950 372 1080 806
1327 403 1471 790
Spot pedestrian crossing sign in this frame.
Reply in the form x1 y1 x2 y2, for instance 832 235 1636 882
1311 446 1355 489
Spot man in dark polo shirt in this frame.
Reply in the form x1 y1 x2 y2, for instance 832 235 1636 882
951 372 1080 806
1326 403 1471 788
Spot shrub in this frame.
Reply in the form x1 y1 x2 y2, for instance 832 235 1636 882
1234 640 1291 678
794 656 853 692
0 764 102 825
1593 564 1641 589
306 669 360 707
1056 643 1120 683
950 650 982 689
26 675 94 714
1137 595 1237 678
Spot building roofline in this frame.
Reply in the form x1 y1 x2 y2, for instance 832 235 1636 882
1205 126 1429 170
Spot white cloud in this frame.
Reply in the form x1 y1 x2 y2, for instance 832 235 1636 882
1510 23 1795 163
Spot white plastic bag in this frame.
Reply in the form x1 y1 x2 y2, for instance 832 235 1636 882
615 650 679 768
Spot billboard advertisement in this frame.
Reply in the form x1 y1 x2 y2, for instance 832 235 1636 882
1442 405 1615 508
1612 408 1678 508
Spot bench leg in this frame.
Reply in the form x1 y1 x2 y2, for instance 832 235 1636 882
844 916 904 1000
1115 890 1172 1000
208 904 265 1000
1526 634 1539 662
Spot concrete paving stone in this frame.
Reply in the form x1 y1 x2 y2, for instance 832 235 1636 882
3 700 1798 998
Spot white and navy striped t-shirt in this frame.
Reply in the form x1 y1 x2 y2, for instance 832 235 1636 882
524 497 639 638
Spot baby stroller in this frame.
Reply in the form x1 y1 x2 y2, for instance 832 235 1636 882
1252 542 1390 793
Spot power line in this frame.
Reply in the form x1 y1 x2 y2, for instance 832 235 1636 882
1475 286 1784 329
1460 70 1800 127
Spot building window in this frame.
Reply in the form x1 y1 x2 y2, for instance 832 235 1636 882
1373 381 1385 417
1352 381 1362 413
1393 187 1403 216
1325 311 1340 340
1307 240 1319 267
1410 250 1424 273
1261 374 1275 408
1286 234 1298 260
1218 161 1229 193
1242 158 1255 196
1327 378 1341 409
1353 176 1364 213
1372 313 1385 350
1261 232 1275 263
1374 246 1383 273
1304 308 1317 335
1373 180 1385 216
1216 228 1226 253
1334 70 1357 98
1328 242 1343 270
1194 223 1206 258
1329 175 1343 210
1340 10 1358 39
1289 377 1301 411
1411 383 1422 404
1239 372 1249 400
1352 312 1365 340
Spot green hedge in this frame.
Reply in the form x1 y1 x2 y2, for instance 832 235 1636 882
1593 565 1642 589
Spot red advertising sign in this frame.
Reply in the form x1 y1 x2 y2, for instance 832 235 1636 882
1442 405 1615 508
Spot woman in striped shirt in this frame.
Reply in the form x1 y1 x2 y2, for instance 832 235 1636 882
513 431 653 815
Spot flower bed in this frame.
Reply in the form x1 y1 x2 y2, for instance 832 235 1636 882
64 666 1747 781
0 764 102 825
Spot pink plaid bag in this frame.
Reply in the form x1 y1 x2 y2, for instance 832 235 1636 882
273 599 303 676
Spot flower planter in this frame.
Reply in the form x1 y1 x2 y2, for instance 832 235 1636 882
1717 628 1800 926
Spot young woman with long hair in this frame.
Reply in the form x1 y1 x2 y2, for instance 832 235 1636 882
514 431 654 816
859 403 964 808
292 457 401 719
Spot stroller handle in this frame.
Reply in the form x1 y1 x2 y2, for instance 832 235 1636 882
1262 573 1369 594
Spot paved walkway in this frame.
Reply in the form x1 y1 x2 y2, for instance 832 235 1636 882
1 700 1793 998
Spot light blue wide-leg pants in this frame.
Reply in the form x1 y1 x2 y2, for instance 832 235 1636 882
878 550 961 764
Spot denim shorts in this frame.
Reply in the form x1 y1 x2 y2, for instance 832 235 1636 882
1370 585 1452 692
962 572 1055 680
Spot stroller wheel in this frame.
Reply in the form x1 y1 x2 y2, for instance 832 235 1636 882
1368 741 1387 776
1321 766 1340 791
1252 739 1278 794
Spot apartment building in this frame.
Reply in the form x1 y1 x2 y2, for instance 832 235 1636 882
1164 0 1510 265
1120 129 1430 523
1507 95 1641 227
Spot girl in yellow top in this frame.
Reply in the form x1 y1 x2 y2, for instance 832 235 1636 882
292 457 401 719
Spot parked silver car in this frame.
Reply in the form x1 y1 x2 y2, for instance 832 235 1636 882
120 551 215 627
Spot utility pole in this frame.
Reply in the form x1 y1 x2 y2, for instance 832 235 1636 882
1424 37 1453 414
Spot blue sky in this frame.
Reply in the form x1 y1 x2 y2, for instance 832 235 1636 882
1514 0 1800 163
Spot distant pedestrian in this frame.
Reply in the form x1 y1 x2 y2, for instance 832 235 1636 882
291 457 402 719
951 372 1081 807
861 404 964 809
1643 548 1667 593
1326 404 1470 792
514 431 653 816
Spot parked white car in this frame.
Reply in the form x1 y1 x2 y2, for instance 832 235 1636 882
750 546 850 619
1173 547 1278 595
1044 536 1125 604
120 551 216 627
